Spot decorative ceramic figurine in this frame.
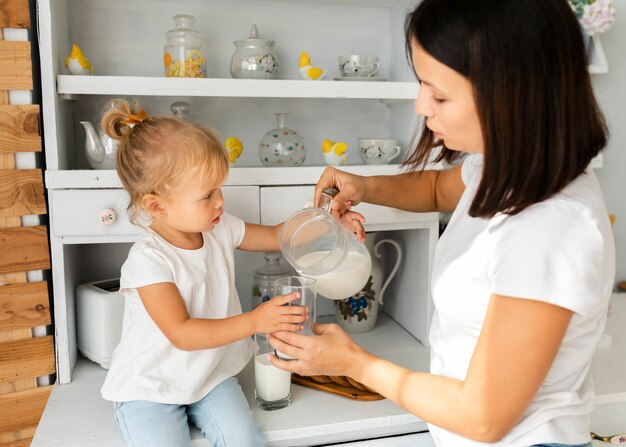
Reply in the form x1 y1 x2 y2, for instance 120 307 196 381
224 137 243 164
299 52 327 80
230 24 279 79
64 44 93 75
258 113 305 166
322 139 347 166
164 14 207 78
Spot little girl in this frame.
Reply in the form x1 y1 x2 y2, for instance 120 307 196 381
99 100 312 447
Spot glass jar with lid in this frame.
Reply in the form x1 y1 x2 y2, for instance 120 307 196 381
230 24 279 79
279 188 372 300
251 252 293 309
164 14 207 78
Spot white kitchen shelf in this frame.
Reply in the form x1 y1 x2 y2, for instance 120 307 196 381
32 314 430 447
590 294 626 404
56 76 418 101
45 164 410 189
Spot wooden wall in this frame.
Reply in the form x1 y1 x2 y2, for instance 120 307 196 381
0 1 55 446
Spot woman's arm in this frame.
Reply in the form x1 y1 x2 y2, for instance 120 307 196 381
314 164 466 215
138 282 307 351
270 293 572 442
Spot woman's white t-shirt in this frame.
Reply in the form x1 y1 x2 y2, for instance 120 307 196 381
428 154 615 447
101 212 255 405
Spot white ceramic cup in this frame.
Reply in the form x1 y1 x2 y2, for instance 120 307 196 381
358 139 402 164
338 55 380 77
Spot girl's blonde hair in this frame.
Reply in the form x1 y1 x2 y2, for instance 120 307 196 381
101 99 229 224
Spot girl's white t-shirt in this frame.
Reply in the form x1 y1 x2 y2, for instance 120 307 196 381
101 212 255 405
428 154 615 447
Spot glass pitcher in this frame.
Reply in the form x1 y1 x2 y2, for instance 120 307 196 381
279 188 372 300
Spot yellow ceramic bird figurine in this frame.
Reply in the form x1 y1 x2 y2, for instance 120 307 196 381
322 139 348 166
224 137 244 164
299 52 327 81
64 44 93 75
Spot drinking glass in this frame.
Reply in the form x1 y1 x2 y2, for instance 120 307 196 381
255 332 291 410
273 276 316 360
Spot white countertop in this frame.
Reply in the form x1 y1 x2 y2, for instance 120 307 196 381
32 314 430 447
32 296 626 446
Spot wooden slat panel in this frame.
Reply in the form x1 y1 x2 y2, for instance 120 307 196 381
0 282 50 331
0 336 54 383
0 0 30 29
0 437 33 447
0 386 52 433
0 41 32 91
0 105 41 153
0 226 50 275
0 425 36 445
0 170 45 217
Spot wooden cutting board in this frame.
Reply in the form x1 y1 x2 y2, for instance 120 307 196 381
292 374 384 401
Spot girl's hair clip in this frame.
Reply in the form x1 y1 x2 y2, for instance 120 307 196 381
121 109 148 125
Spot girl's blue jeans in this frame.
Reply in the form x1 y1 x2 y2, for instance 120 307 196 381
113 376 265 447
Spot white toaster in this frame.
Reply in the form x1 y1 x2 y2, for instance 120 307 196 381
75 278 125 369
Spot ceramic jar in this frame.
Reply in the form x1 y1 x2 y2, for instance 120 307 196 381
258 113 306 166
164 14 207 78
230 24 279 79
335 234 403 333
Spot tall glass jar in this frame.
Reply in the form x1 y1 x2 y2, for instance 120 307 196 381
251 252 293 309
164 14 207 78
258 113 306 167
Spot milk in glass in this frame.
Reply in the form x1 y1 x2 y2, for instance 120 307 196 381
254 354 291 402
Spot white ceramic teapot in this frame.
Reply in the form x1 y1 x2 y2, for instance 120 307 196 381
80 121 119 170
335 233 403 333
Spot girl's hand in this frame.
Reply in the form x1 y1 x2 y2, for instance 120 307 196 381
337 209 366 242
251 293 308 334
268 323 364 377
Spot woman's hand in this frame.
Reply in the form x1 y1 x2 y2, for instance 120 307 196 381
314 167 368 217
268 323 366 377
250 293 308 334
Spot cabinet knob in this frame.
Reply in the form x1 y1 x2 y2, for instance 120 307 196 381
99 208 117 225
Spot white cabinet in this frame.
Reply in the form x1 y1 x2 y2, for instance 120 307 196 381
36 0 440 444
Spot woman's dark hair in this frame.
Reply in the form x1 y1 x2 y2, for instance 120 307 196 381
404 0 608 217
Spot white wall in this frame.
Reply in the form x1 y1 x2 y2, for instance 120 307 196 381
592 0 626 287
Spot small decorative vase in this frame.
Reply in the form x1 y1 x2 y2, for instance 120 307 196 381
170 101 190 120
334 234 403 333
258 113 306 166
230 24 279 79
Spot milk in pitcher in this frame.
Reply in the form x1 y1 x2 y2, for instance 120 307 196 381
297 250 371 300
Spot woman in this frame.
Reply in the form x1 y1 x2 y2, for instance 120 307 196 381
269 1 615 446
